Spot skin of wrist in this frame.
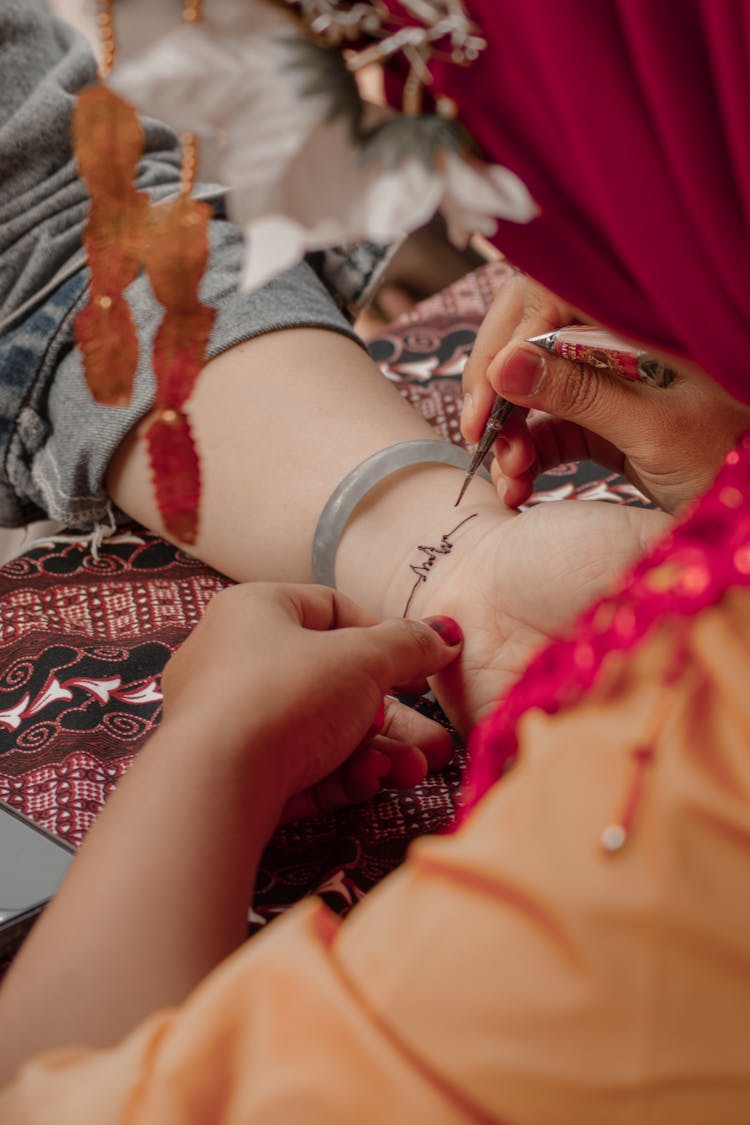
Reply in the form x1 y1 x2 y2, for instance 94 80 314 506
152 710 289 831
333 462 513 619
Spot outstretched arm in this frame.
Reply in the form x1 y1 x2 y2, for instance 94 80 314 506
0 583 462 1080
107 324 669 733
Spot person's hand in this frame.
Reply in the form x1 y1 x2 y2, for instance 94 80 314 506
461 271 579 473
160 582 462 822
407 499 672 734
0 586 462 1066
462 272 750 513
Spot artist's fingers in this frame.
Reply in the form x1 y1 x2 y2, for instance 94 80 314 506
522 414 626 477
462 274 578 443
461 363 500 446
491 412 537 477
461 285 528 442
473 411 536 508
487 343 647 456
489 409 624 508
490 458 536 509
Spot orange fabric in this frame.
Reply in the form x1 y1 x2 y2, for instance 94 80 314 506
3 593 750 1122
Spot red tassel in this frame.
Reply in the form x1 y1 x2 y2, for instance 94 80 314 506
72 84 150 406
73 295 140 405
142 192 215 540
143 410 201 545
75 85 214 539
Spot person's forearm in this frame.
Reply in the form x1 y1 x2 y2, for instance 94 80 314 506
106 326 509 618
0 712 282 1082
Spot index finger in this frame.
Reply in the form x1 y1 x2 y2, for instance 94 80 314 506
463 276 580 441
462 286 529 443
278 583 381 632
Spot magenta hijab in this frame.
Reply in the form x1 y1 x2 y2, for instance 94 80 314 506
426 0 750 403
390 0 750 814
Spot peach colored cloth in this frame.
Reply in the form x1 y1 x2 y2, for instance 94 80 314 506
3 594 750 1123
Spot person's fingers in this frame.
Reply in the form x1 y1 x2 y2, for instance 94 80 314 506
332 747 393 804
461 274 578 443
390 674 430 697
523 414 626 477
280 704 450 823
280 735 434 823
461 280 529 442
374 283 417 323
280 584 378 632
280 746 392 822
379 695 455 770
284 589 463 692
491 412 537 477
460 374 499 445
354 285 417 341
372 738 429 789
488 343 649 454
490 458 536 509
344 614 463 693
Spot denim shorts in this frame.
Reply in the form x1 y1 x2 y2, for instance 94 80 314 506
0 218 359 530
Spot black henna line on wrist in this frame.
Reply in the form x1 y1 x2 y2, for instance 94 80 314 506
402 513 478 618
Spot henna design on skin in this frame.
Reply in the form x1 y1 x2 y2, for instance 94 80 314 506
402 513 478 617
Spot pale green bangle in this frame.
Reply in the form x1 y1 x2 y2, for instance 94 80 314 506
311 439 491 588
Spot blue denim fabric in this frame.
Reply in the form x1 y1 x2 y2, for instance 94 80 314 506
0 4 376 532
0 270 88 526
0 220 361 531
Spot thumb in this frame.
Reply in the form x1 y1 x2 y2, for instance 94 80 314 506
358 615 463 691
490 343 645 450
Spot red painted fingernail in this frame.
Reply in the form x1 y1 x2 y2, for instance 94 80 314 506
420 615 463 646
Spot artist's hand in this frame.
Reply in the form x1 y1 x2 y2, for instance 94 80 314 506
161 583 461 822
411 499 672 733
462 274 580 444
462 272 750 513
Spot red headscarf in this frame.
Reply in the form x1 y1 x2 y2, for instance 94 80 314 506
420 0 750 403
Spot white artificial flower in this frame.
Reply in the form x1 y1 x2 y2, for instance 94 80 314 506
439 153 539 247
107 0 538 291
237 114 537 291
